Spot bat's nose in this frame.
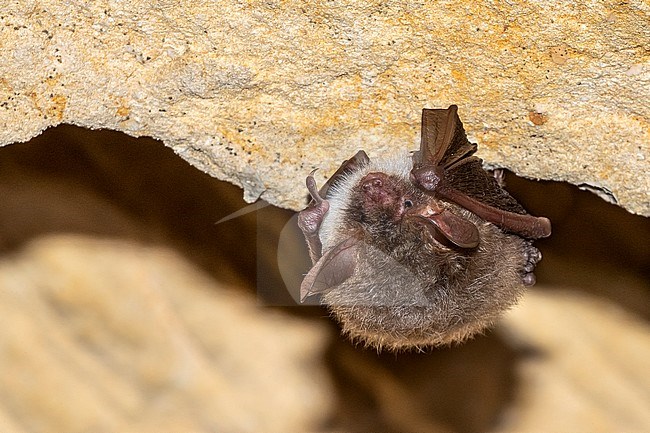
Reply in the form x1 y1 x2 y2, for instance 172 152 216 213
361 173 384 191
361 172 396 206
361 172 386 192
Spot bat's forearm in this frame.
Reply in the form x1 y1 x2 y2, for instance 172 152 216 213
439 185 552 239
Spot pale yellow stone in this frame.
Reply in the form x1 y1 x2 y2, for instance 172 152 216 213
498 290 650 433
0 235 333 433
0 1 648 214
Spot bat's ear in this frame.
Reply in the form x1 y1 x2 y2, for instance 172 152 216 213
300 237 358 302
319 150 370 198
426 209 480 249
410 204 480 249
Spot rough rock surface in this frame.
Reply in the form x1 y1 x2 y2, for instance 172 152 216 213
0 1 648 214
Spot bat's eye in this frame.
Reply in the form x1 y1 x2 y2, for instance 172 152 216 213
404 199 413 208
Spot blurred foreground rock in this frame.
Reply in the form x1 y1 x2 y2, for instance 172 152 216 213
498 291 650 433
0 235 648 432
0 235 333 433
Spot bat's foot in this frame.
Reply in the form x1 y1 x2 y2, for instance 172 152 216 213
299 171 330 241
522 242 542 286
298 199 330 264
298 200 329 236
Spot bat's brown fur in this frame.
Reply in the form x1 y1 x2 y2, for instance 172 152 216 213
320 170 532 350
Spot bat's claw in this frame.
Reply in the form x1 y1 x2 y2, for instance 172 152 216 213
306 171 325 204
522 273 536 286
492 169 505 187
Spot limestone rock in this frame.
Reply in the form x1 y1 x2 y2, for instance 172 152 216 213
0 1 647 215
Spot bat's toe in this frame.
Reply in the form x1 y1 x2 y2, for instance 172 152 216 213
522 243 542 286
522 272 536 286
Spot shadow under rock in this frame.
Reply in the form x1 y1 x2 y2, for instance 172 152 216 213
324 331 542 433
503 172 650 319
0 124 269 288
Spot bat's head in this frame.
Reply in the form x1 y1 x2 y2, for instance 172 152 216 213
347 172 426 233
346 171 479 250
317 152 479 253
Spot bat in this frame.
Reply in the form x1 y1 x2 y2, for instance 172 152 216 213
297 105 551 351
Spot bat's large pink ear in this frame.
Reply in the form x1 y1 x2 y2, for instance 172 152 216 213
425 209 480 249
300 237 359 302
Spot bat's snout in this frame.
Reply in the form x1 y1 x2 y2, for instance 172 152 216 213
360 172 396 206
